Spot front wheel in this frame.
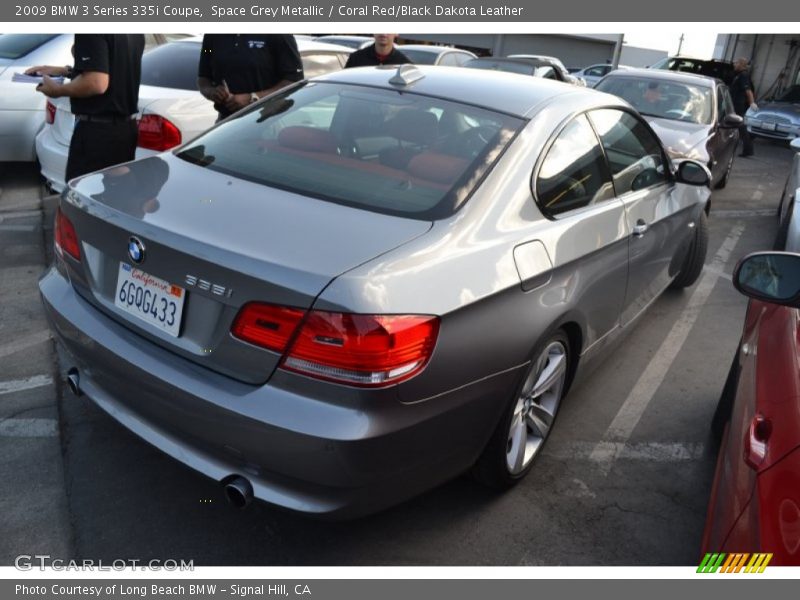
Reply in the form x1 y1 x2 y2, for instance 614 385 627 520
670 211 709 289
472 331 570 488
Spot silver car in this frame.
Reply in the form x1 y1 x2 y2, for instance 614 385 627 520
745 85 800 142
40 65 711 518
775 138 800 250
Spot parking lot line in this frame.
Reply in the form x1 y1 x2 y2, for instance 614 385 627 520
0 224 37 232
589 222 745 475
0 418 58 437
0 330 53 361
548 441 705 462
0 374 54 396
0 209 41 221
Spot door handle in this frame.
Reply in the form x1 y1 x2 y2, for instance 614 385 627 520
633 220 648 237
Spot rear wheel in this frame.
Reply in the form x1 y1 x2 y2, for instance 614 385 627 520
473 331 570 488
670 211 709 289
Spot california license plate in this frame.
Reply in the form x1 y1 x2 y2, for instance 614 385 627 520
113 263 185 337
761 122 777 132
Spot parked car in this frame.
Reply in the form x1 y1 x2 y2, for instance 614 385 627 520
313 35 373 50
463 56 572 84
774 138 800 250
650 55 735 86
0 34 171 163
36 36 353 192
40 64 711 518
397 44 476 66
595 68 741 192
573 63 632 87
745 85 800 142
703 251 800 565
507 54 586 86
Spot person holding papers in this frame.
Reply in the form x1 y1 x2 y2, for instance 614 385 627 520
26 34 145 181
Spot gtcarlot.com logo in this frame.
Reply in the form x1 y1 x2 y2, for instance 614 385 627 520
697 553 773 573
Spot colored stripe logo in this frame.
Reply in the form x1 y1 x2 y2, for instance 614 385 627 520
697 553 772 573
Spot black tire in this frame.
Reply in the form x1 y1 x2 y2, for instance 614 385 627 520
670 211 709 289
714 153 734 190
472 330 571 489
774 203 792 250
711 350 740 445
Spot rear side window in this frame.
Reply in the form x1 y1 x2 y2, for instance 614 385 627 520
176 81 523 220
0 34 57 59
588 109 668 195
140 42 201 91
535 114 614 216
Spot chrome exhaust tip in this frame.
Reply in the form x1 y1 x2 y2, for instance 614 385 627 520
223 476 253 509
66 368 82 396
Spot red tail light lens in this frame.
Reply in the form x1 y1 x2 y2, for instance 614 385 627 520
45 101 56 125
137 114 182 152
283 312 439 387
230 304 440 387
231 303 305 353
54 207 80 261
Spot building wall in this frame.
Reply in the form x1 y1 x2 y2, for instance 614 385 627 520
620 46 668 68
716 34 800 98
403 34 615 68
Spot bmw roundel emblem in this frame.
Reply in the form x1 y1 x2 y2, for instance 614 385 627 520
128 236 146 264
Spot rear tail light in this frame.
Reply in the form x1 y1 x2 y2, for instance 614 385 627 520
231 303 305 353
54 207 80 261
231 304 439 387
137 114 182 151
45 101 56 125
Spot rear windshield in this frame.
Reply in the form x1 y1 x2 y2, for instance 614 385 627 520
595 76 714 125
0 34 57 59
176 81 522 220
399 50 437 65
140 41 201 91
465 59 537 76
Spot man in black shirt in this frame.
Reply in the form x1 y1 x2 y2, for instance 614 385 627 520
344 34 411 68
28 34 145 181
197 34 304 121
731 57 758 157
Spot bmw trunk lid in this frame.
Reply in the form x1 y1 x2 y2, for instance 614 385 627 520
59 154 432 384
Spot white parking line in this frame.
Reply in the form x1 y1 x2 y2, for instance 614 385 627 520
713 209 774 219
547 441 705 462
589 222 745 474
0 374 54 396
0 210 41 222
0 418 57 437
0 330 53 361
0 224 37 232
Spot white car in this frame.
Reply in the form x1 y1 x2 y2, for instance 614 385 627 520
36 36 352 192
1 34 172 163
397 44 477 67
507 54 586 86
572 63 632 87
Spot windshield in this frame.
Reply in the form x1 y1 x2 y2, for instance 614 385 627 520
595 76 714 125
176 81 523 220
399 49 437 65
0 34 57 59
465 59 536 76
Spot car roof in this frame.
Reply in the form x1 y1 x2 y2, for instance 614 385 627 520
312 64 619 118
602 67 718 87
399 44 470 55
178 35 352 54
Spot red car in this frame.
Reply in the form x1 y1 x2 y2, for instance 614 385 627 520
702 251 800 564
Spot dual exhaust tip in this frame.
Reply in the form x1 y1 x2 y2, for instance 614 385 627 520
66 367 255 509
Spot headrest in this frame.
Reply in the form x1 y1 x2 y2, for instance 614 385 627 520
278 126 338 153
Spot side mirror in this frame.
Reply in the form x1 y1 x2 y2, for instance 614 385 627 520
791 138 800 152
675 159 711 186
722 113 743 128
733 252 800 307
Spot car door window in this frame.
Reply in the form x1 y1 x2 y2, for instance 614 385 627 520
586 66 606 77
588 108 669 195
719 85 735 119
535 114 615 217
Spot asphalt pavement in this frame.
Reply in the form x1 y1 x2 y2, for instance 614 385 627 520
0 136 793 566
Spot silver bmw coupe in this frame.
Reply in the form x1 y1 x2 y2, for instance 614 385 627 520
41 64 711 517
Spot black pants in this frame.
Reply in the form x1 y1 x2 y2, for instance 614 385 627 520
65 119 139 182
738 120 754 156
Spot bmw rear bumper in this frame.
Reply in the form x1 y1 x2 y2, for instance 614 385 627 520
40 265 519 518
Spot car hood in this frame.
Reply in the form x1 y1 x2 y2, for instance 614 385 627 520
68 154 433 288
751 101 800 121
646 116 711 159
